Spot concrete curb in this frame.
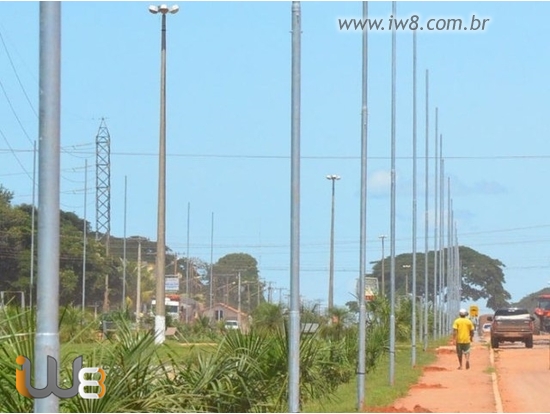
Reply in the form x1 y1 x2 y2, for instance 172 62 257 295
489 346 503 413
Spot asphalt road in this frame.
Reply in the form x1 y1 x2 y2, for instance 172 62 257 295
493 334 550 413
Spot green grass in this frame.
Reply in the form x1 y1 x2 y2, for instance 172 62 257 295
303 342 440 413
61 338 216 365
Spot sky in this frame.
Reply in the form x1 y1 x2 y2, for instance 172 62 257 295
1 1 550 314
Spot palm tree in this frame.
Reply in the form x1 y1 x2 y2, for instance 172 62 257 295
250 302 285 333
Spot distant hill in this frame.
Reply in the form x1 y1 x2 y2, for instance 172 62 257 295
512 287 550 312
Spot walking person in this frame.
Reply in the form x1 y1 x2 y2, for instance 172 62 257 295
452 308 475 370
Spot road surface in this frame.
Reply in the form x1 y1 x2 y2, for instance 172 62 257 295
370 333 550 412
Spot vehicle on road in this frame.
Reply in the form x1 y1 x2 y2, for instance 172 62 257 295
150 294 182 322
481 322 491 333
224 320 239 330
533 294 550 334
487 307 534 349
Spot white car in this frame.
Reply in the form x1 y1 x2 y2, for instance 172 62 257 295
224 320 239 330
482 323 491 333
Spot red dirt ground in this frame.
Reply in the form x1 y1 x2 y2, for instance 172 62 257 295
369 338 496 413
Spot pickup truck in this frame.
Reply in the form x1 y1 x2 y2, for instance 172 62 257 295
487 307 535 349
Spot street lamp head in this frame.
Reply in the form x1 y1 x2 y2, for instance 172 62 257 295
326 175 341 181
149 4 179 14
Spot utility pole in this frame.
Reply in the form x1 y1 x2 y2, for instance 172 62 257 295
35 3 61 411
30 140 37 310
186 202 190 320
403 265 411 296
149 2 179 345
326 174 341 311
411 26 418 367
257 279 262 307
379 235 387 296
136 239 142 329
389 0 397 387
433 107 439 339
440 174 446 334
423 69 429 351
237 271 242 331
288 3 302 411
268 281 274 303
122 175 127 310
82 159 88 314
209 212 214 309
357 1 369 408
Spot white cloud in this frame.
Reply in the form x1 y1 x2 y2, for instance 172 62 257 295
368 169 392 195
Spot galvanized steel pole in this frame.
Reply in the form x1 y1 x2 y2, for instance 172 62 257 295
411 28 418 366
389 0 397 386
380 235 386 296
186 202 190 323
150 4 178 344
82 160 88 313
154 10 168 345
288 2 301 411
327 174 340 311
136 239 142 328
433 107 439 339
423 70 429 351
439 143 445 336
30 140 37 310
209 212 214 309
237 271 242 330
122 175 127 309
35 3 61 411
357 1 369 408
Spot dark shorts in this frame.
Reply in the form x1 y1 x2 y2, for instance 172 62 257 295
456 343 471 354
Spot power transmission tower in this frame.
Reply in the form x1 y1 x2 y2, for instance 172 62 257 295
95 118 111 312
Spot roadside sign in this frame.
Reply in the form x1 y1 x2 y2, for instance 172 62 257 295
469 305 479 317
365 277 379 301
165 276 179 292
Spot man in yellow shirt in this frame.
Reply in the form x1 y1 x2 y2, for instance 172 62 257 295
452 308 475 370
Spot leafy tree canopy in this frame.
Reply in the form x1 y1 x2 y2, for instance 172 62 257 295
369 245 512 311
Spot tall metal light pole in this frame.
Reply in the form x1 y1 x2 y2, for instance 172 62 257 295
379 235 386 296
30 140 37 310
289 2 301 412
433 107 439 339
82 159 88 313
186 202 190 323
357 1 369 409
136 238 143 329
326 174 340 311
149 3 179 345
237 271 242 330
439 152 445 337
35 3 61 411
122 175 127 309
209 212 214 309
389 0 397 387
411 27 418 366
423 70 429 351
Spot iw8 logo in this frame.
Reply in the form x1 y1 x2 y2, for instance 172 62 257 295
16 355 106 399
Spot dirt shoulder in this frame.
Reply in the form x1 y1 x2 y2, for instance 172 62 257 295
371 335 497 413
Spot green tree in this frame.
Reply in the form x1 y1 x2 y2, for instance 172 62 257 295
212 253 263 312
0 187 28 292
370 246 511 311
